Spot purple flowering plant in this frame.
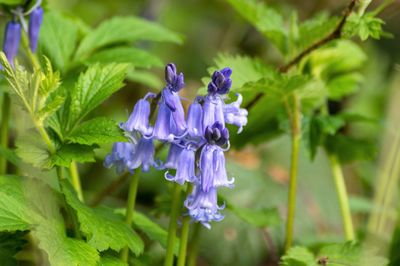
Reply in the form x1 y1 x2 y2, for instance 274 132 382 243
0 0 396 265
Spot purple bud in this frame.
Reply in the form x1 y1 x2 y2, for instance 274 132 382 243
187 101 203 138
204 122 229 147
165 63 177 84
220 67 232 78
207 67 232 95
28 7 43 52
164 63 185 92
3 21 21 66
162 88 186 134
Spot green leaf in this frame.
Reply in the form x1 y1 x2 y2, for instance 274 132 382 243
0 0 24 4
66 117 126 145
0 231 27 266
327 73 363 100
344 13 386 41
281 246 318 266
38 94 66 122
0 147 21 167
33 219 100 266
100 254 128 266
86 47 163 68
228 206 281 228
126 69 163 89
317 242 388 266
51 144 95 167
16 132 51 169
226 0 287 54
62 180 144 255
325 135 377 163
75 16 183 59
68 63 128 129
39 12 78 71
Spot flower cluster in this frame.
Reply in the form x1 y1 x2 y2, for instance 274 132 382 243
2 3 44 65
105 63 248 228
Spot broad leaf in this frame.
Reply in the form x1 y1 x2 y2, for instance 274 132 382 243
16 132 51 169
228 206 281 228
281 246 318 266
68 63 128 130
126 69 162 89
75 17 183 59
100 254 128 266
51 144 96 167
62 181 144 255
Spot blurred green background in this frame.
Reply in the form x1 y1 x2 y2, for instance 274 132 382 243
9 0 400 265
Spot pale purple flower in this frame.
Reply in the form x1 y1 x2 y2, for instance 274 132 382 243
129 137 155 172
153 101 174 141
162 88 186 134
212 147 234 188
187 99 203 138
162 143 183 169
165 146 197 185
184 186 224 229
104 142 135 174
28 7 43 52
3 21 21 66
224 94 248 133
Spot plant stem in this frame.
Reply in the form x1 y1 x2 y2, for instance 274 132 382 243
327 153 355 240
164 183 182 266
284 94 301 251
121 170 141 262
177 184 193 266
21 30 41 70
0 93 11 175
69 161 84 202
187 223 201 266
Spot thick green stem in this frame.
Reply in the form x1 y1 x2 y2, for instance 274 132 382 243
164 183 182 266
328 153 355 240
69 161 84 202
187 223 201 266
284 94 301 251
0 93 11 174
121 170 141 262
177 184 193 266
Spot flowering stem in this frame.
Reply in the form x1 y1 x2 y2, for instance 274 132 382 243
69 161 84 202
327 153 355 240
0 93 11 175
21 30 41 70
164 183 182 266
121 170 141 262
284 94 301 251
177 184 193 266
187 222 201 266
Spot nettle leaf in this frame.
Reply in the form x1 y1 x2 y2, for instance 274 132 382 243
75 16 183 59
325 135 377 163
39 12 78 71
344 13 386 41
281 246 318 266
226 0 288 54
228 206 281 228
62 181 144 255
66 117 126 145
0 147 21 167
100 254 127 266
50 144 96 167
16 132 51 169
86 47 163 68
68 63 128 130
317 242 388 266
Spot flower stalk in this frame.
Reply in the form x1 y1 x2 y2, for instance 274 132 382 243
177 184 193 266
0 94 11 175
70 162 84 202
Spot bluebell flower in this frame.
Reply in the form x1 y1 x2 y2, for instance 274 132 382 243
129 137 155 172
207 67 232 95
104 142 135 174
3 21 21 66
153 101 174 141
28 7 43 52
120 93 155 136
184 186 224 229
187 99 203 138
212 147 234 188
204 122 229 147
165 146 197 185
224 94 248 133
162 143 183 169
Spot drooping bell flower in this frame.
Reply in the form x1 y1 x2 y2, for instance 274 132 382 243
162 143 183 169
104 142 135 174
153 101 174 141
129 137 155 172
184 186 224 229
28 7 43 52
224 94 248 133
3 21 21 66
212 147 234 188
120 93 155 136
165 146 197 185
187 99 203 138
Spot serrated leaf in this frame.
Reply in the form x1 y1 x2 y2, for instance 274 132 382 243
325 135 377 163
281 246 318 266
228 206 281 228
16 132 51 169
66 117 126 145
0 147 21 167
39 12 78 71
86 47 163 68
67 63 128 130
62 181 144 255
51 144 95 167
38 94 66 122
100 254 128 266
227 0 288 54
317 242 388 266
75 16 182 59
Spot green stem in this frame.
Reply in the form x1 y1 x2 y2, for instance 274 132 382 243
121 170 141 262
0 93 11 174
328 153 355 240
284 94 301 251
33 119 56 154
164 183 182 266
69 161 84 202
21 30 41 71
177 184 193 266
187 223 201 266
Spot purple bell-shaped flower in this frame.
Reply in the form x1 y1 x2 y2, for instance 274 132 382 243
224 94 248 133
162 143 184 169
28 7 43 52
129 137 155 172
165 146 197 185
104 142 135 174
120 93 154 136
3 21 21 66
187 100 204 138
